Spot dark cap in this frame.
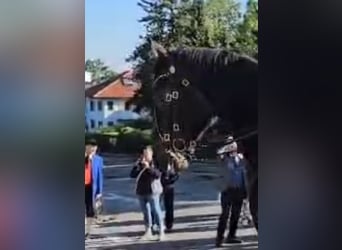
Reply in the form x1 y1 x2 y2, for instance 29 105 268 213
224 135 235 143
85 138 97 146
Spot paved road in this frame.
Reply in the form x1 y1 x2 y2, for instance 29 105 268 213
86 154 258 250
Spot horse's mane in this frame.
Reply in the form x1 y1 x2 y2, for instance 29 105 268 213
171 47 257 74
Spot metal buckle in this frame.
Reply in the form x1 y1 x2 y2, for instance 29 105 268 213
181 79 190 87
173 123 180 132
163 133 171 142
165 93 172 102
172 91 179 100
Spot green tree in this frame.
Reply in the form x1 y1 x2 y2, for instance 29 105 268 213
170 0 208 47
127 0 256 111
127 0 176 111
85 59 117 83
232 0 258 56
171 0 241 48
203 0 241 48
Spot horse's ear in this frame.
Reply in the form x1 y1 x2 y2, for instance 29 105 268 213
150 40 168 59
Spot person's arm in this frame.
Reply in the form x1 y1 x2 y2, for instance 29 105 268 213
98 157 104 195
241 158 250 193
168 170 179 184
164 165 179 184
130 161 142 178
148 167 161 179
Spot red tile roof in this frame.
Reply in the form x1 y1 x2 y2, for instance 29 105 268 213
85 71 140 99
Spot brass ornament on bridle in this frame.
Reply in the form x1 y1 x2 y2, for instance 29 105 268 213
181 79 190 87
163 133 171 142
173 123 180 132
172 138 186 152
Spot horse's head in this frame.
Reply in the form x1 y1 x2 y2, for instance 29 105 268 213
150 41 216 159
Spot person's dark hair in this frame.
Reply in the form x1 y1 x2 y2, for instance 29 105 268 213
85 138 97 146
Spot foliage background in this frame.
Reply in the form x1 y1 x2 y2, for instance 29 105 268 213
127 0 258 112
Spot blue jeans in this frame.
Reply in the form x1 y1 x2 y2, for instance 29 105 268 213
138 194 164 231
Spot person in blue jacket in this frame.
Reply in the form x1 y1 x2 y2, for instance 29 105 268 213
85 139 103 238
215 137 248 247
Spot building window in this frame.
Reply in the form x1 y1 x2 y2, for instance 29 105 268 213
98 121 103 127
107 101 113 110
90 120 95 128
90 101 94 111
97 101 102 111
107 121 114 127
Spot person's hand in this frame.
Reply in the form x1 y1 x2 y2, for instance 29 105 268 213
141 159 150 168
96 194 102 200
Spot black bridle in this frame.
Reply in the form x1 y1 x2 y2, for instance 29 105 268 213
152 66 257 157
152 68 217 154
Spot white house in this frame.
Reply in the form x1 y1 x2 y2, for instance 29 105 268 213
85 71 92 83
85 70 141 132
85 71 97 89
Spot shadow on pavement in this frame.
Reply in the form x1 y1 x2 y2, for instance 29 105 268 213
96 235 258 250
102 202 219 221
98 213 219 229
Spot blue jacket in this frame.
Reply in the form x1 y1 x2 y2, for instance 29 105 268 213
216 154 249 193
90 154 104 200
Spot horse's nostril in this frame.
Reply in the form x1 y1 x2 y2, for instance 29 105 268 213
172 138 186 152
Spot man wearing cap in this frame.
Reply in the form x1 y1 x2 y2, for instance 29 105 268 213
85 139 104 238
215 137 249 247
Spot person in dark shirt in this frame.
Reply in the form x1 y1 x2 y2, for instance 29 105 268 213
152 143 181 232
130 146 165 241
160 160 179 231
215 137 249 247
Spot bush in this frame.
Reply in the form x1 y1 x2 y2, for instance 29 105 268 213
86 120 154 153
119 126 136 134
85 133 116 152
119 119 152 130
99 125 124 135
115 129 153 153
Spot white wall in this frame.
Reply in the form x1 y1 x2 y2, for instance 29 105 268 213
85 71 92 83
85 97 139 132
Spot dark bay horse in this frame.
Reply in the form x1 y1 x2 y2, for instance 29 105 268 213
150 41 258 230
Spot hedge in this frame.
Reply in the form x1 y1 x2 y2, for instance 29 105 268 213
119 119 153 130
86 127 153 153
115 130 153 153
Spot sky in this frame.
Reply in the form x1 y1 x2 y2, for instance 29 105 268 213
85 0 249 72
